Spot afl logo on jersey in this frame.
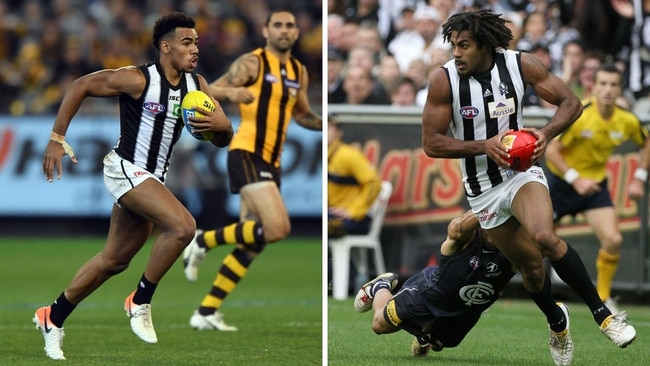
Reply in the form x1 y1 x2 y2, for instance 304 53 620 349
265 73 279 83
460 106 479 118
143 102 166 114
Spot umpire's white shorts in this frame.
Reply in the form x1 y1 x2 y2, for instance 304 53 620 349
467 165 549 229
103 150 163 205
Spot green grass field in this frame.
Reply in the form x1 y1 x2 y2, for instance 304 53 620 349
329 296 650 366
0 236 322 366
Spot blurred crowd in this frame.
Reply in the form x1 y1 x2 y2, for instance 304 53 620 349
328 0 650 117
0 0 322 116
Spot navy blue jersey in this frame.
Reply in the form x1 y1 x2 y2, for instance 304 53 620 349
385 232 515 347
422 233 516 318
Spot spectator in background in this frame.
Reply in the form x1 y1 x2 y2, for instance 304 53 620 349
355 21 388 61
611 0 650 99
575 51 605 101
343 0 395 44
404 58 430 97
415 46 451 106
328 115 381 238
342 64 390 105
556 40 585 96
387 4 419 67
328 46 347 104
347 45 391 103
0 1 322 116
516 12 550 52
429 0 457 22
376 53 402 97
391 5 445 73
347 45 378 73
502 10 523 49
328 13 345 50
523 43 556 109
339 17 361 58
389 76 419 107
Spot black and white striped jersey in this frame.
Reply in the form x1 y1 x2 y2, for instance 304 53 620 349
443 49 526 197
115 61 200 181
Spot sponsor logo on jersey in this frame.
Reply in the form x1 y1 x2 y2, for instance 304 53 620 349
143 102 166 114
260 171 274 179
488 98 515 118
133 171 148 177
483 89 493 98
460 106 479 118
485 262 502 278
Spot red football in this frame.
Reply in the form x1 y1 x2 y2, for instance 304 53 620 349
500 130 538 172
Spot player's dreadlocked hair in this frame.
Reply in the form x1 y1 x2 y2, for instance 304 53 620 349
441 9 512 51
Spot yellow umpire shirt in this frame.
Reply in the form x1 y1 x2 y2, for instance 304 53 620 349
328 139 381 221
547 99 649 182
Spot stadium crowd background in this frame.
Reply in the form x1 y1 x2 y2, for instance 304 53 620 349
328 0 650 116
0 0 322 116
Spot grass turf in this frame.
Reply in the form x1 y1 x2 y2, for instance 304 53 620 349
0 236 322 365
328 295 650 365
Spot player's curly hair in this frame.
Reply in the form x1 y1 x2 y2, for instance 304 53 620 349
152 12 195 50
441 9 512 51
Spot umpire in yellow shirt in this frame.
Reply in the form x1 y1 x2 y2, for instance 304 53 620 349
545 63 650 313
328 115 381 238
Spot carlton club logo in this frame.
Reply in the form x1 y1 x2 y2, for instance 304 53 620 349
459 281 495 306
0 128 14 173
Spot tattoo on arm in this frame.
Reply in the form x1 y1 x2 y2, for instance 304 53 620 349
223 54 258 86
295 113 322 131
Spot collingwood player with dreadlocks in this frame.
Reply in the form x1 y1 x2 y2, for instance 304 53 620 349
414 9 636 366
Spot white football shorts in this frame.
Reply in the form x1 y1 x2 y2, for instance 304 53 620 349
467 166 549 229
103 150 163 204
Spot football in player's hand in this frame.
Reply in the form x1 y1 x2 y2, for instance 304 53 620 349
181 90 216 141
501 130 537 172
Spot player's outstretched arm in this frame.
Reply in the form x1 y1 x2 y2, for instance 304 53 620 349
43 67 144 182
